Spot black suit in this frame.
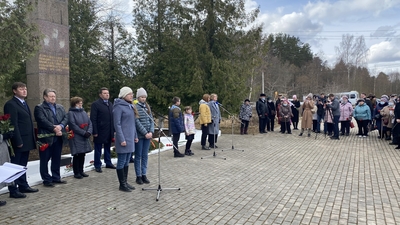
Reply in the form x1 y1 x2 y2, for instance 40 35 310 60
90 99 114 168
4 97 37 193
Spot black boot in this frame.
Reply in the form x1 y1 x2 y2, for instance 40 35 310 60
136 176 143 185
188 150 194 155
116 169 131 192
244 128 248 135
201 145 210 150
174 150 185 157
79 156 89 177
73 160 82 179
240 127 244 135
185 149 191 156
142 175 150 184
123 166 135 190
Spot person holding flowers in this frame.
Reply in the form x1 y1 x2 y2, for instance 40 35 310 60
113 87 138 192
0 118 13 206
3 82 38 199
134 87 154 185
68 97 93 179
34 88 69 187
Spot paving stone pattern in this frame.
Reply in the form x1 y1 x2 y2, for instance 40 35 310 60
1 128 400 224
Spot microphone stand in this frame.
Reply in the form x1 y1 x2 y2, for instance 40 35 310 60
218 104 244 152
140 107 180 201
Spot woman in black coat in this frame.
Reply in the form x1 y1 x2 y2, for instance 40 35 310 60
266 97 276 132
290 95 301 130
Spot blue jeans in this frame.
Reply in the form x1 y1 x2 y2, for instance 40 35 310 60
134 139 150 176
94 142 112 169
39 137 62 184
333 115 340 138
116 152 132 169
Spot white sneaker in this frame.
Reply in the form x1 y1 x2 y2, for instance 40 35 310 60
363 135 367 138
359 135 362 138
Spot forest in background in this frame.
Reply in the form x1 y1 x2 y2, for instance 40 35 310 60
1 0 399 116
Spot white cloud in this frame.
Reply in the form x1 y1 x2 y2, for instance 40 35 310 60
369 40 400 63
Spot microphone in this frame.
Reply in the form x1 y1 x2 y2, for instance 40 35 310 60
216 102 223 106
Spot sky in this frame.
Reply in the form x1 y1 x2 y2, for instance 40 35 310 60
246 0 400 74
101 0 400 75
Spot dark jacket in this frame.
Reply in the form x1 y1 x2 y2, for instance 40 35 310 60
68 107 93 155
267 100 276 118
90 98 114 144
256 99 268 118
327 98 340 116
169 105 185 134
34 101 68 146
3 97 36 152
135 102 155 139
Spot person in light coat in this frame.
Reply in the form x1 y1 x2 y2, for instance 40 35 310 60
113 87 138 192
300 93 314 137
208 93 221 148
339 95 353 136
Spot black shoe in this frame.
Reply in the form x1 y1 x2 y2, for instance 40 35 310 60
81 172 89 177
9 191 26 198
299 133 303 136
74 174 83 179
389 142 396 145
396 146 400 149
330 136 340 140
106 164 116 169
189 150 194 156
174 151 185 157
0 201 6 206
201 146 210 150
185 150 191 156
136 176 143 185
19 187 39 193
53 180 67 184
142 175 150 184
308 133 311 137
95 168 102 173
345 133 349 136
43 182 54 187
340 133 345 136
287 132 292 134
209 145 218 148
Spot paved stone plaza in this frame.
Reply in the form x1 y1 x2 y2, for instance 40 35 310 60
1 127 400 225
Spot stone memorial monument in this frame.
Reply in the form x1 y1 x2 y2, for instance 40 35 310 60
26 0 69 108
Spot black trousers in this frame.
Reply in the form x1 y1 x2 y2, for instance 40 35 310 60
240 120 249 129
259 117 268 132
73 153 86 175
356 120 369 135
8 150 30 193
208 134 218 146
267 116 275 131
280 121 291 133
340 121 350 134
172 133 180 151
201 124 209 146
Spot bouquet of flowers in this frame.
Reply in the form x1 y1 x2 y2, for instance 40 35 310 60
37 141 49 152
0 114 15 156
37 129 74 140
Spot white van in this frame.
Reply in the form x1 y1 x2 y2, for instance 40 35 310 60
333 91 359 106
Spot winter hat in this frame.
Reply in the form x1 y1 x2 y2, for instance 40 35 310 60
260 93 266 97
342 95 348 99
357 98 365 103
136 87 147 98
306 93 313 99
118 87 133 98
381 95 389 102
244 99 250 103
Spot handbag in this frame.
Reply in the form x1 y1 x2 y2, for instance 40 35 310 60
311 105 317 114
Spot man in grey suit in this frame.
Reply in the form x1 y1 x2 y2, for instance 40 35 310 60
4 82 38 198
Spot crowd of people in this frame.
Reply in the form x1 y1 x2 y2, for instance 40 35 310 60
239 91 400 147
0 82 225 206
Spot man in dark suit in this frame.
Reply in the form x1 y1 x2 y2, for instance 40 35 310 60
90 87 115 173
4 82 39 198
34 88 68 187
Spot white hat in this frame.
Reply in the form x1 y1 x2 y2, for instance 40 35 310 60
118 87 133 98
136 87 147 98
